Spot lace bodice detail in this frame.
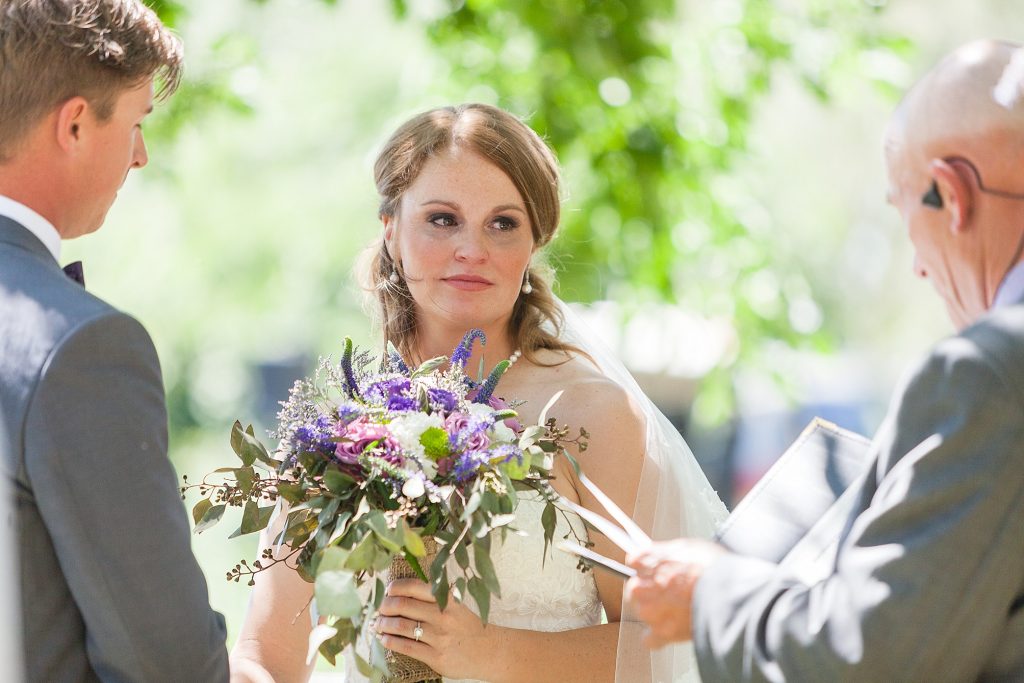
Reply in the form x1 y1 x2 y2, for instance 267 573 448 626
344 491 602 682
457 491 602 630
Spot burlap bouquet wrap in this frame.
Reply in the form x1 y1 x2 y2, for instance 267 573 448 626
384 537 443 683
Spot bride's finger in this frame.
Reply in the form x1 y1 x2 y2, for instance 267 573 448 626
375 616 430 644
377 631 433 663
377 594 440 622
386 578 436 602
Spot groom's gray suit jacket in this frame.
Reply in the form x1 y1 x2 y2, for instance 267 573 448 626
694 296 1024 682
0 217 228 682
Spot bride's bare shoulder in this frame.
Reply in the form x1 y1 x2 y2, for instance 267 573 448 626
524 349 645 438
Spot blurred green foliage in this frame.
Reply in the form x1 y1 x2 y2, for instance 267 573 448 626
144 0 909 423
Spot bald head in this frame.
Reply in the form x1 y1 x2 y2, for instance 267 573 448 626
890 40 1024 185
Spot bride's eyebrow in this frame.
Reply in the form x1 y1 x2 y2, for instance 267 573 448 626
419 199 526 215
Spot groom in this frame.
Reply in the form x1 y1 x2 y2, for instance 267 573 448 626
625 40 1024 681
0 1 228 681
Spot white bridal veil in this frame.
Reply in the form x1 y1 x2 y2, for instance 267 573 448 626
556 299 729 683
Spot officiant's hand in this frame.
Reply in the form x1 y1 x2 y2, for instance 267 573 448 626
625 538 726 648
376 577 496 680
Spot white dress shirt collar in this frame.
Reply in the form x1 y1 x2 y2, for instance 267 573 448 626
0 194 61 262
993 261 1024 309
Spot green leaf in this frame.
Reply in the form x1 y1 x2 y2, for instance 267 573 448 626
432 566 450 612
402 523 427 558
193 503 225 534
191 498 212 526
318 545 351 573
474 544 501 597
518 425 545 449
323 468 357 494
499 452 530 480
411 355 447 378
541 503 557 563
467 576 490 623
314 569 362 618
237 500 260 535
234 467 256 497
230 421 275 467
275 481 305 504
365 512 403 553
419 426 450 460
454 540 469 569
344 532 380 573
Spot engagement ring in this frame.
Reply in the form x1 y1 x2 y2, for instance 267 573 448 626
413 622 423 642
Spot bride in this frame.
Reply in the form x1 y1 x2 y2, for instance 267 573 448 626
229 103 728 683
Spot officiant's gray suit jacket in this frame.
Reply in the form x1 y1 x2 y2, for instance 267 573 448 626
694 296 1024 682
0 216 228 682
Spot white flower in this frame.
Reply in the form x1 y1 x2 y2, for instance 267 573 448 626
467 402 493 419
387 412 444 461
402 476 426 499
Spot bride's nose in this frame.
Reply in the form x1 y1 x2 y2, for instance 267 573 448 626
453 226 488 263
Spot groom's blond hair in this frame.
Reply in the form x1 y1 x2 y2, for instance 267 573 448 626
0 0 183 161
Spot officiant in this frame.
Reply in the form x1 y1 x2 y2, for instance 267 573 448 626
624 39 1024 682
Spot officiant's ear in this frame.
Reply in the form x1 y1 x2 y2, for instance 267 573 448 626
927 158 974 234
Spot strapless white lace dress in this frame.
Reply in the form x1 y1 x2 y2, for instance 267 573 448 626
343 490 603 682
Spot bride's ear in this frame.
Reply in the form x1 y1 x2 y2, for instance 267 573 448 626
381 214 398 259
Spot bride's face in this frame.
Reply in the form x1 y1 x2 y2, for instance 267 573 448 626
384 147 535 334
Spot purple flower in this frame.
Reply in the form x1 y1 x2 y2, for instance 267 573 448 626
427 388 458 414
334 417 402 465
337 403 361 425
366 377 412 404
450 329 486 369
294 414 337 454
451 449 489 481
445 411 492 452
387 395 419 412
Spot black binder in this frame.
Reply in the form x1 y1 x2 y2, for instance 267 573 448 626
715 418 873 564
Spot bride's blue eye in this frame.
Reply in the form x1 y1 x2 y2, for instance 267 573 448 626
428 213 458 228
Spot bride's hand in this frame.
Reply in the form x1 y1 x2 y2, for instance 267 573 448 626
376 578 498 680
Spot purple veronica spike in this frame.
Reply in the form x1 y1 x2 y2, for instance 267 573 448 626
451 450 489 481
450 329 486 369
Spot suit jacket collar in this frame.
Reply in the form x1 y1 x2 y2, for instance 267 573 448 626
0 215 63 275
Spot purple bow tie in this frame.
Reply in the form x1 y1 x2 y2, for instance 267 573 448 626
63 261 85 287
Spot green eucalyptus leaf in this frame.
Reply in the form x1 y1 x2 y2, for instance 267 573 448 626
402 523 427 558
323 468 357 494
474 545 500 596
467 576 490 623
318 546 351 573
454 540 469 570
541 503 557 563
234 467 256 497
193 503 225 534
275 481 306 504
433 567 450 611
518 425 545 449
314 569 362 618
344 532 379 573
191 498 212 526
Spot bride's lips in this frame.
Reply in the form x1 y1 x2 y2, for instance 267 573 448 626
442 274 494 291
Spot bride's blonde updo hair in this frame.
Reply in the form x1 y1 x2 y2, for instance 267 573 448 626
365 103 580 365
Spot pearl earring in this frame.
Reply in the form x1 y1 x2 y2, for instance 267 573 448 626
521 272 533 295
389 267 400 284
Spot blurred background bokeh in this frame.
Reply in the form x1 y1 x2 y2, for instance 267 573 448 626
61 0 1022 666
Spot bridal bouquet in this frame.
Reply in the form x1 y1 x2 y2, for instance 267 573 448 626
183 331 585 680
